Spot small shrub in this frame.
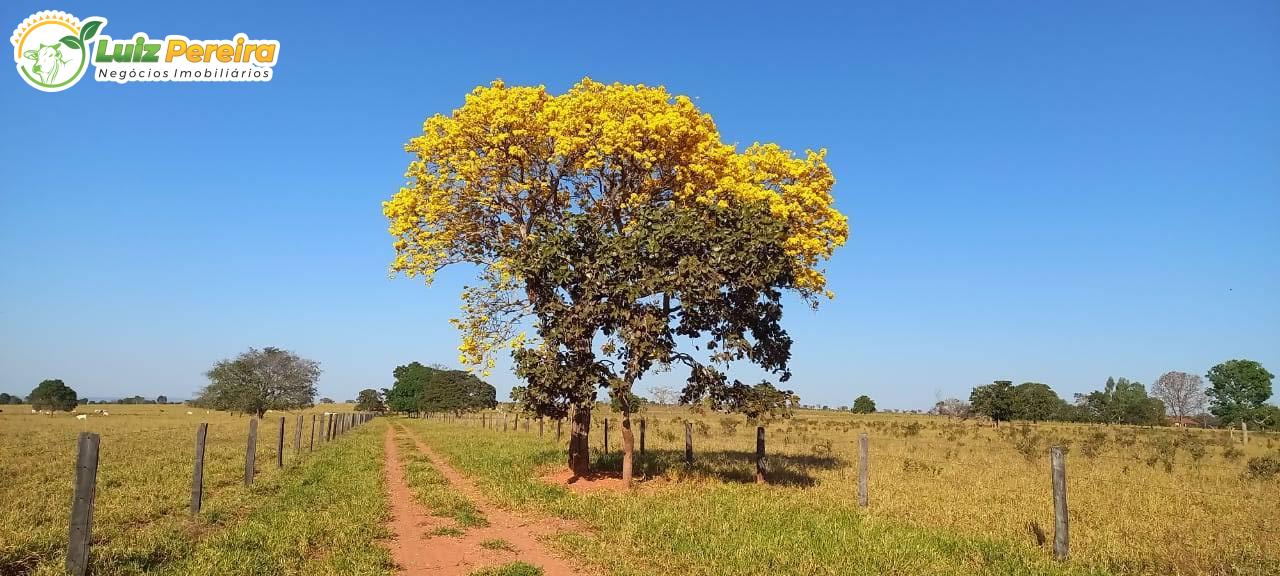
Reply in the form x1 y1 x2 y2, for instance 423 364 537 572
469 562 544 576
902 458 941 475
695 421 711 438
428 526 465 537
1223 446 1245 462
1079 430 1108 458
1244 455 1280 480
479 538 516 551
903 422 923 437
811 439 833 456
719 417 739 436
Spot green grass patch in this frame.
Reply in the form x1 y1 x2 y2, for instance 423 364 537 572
394 429 489 528
158 421 394 576
479 538 515 552
427 526 466 537
468 561 544 576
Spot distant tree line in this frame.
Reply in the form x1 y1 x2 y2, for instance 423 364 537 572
383 362 497 416
935 359 1277 430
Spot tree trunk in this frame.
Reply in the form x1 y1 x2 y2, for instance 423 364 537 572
568 407 591 477
1242 420 1249 445
621 409 635 486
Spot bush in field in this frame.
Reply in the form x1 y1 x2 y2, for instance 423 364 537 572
1078 430 1108 458
852 395 876 413
719 417 739 436
1244 455 1280 480
28 379 77 412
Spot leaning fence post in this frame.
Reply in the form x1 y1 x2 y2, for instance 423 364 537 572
756 426 766 484
309 414 315 451
858 433 869 507
276 417 285 468
1051 446 1070 560
66 431 99 576
684 422 693 465
190 423 207 516
640 418 646 454
245 418 258 486
294 414 303 455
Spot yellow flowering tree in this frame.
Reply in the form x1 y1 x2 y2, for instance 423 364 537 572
385 78 847 481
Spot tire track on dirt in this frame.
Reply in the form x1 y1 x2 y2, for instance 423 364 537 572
384 424 591 576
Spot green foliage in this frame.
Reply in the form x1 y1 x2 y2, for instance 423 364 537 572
28 379 77 412
609 389 647 414
1206 359 1274 426
1074 377 1165 426
1010 382 1068 422
193 347 320 417
852 395 876 414
155 395 168 404
319 397 335 404
969 380 1014 424
511 202 800 424
0 393 25 405
355 388 386 412
469 562 544 576
386 362 496 415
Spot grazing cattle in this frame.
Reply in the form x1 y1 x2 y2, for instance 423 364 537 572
23 44 69 85
100 411 109 416
31 409 38 413
76 414 87 420
186 411 194 415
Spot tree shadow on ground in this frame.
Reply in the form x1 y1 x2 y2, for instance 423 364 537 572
589 448 846 488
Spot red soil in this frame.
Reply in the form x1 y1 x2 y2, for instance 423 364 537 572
383 425 592 576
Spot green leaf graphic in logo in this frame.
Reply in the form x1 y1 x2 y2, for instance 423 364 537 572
79 20 102 42
60 35 83 51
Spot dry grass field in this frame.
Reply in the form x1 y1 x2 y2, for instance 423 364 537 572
468 405 1280 576
0 403 384 576
2 403 1276 576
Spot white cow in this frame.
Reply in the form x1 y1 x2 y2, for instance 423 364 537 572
23 43 69 85
100 411 109 416
186 411 194 415
76 414 88 420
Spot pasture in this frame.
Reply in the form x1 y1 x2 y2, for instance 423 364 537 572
457 404 1280 576
0 403 383 576
1 403 1277 576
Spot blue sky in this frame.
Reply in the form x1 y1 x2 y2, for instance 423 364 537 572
1 1 1276 408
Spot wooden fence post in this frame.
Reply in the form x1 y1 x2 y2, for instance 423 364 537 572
294 414 303 455
755 426 766 484
276 417 285 468
309 414 315 451
66 432 99 576
190 423 207 516
245 418 258 486
539 418 544 436
1051 446 1070 560
556 419 562 443
639 418 646 454
858 433 868 507
684 422 693 465
604 418 610 453
524 417 530 432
